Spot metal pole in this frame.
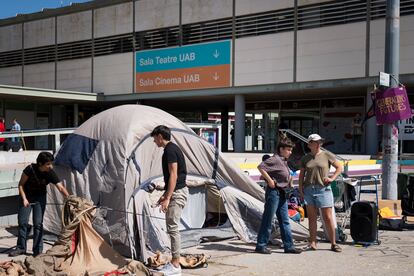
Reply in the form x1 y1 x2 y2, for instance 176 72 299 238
382 0 400 200
221 109 229 152
55 133 61 153
234 94 245 152
365 88 377 155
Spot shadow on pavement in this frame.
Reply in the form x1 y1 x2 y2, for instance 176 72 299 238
4 226 19 236
0 246 14 254
196 241 251 253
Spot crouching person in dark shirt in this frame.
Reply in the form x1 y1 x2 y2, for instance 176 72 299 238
255 138 302 254
9 152 70 257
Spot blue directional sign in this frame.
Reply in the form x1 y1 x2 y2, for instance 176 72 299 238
136 40 231 73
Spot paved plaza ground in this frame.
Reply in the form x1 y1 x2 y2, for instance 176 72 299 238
1 219 414 276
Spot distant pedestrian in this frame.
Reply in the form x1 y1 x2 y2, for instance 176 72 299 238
299 134 343 253
151 125 188 276
11 118 21 143
9 152 70 257
0 117 5 150
351 113 362 152
255 138 302 254
230 127 235 149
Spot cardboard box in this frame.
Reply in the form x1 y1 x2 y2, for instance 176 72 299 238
378 200 402 216
377 200 414 223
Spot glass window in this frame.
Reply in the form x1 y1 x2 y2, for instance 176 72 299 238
281 100 319 110
246 101 279 111
321 98 364 108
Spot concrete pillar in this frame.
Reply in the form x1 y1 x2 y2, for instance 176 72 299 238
365 88 378 155
74 104 79 127
221 109 229 152
234 94 245 152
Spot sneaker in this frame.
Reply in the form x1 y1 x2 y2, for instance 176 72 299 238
284 247 303 254
8 248 26 257
302 244 317 251
159 262 181 276
254 247 272 254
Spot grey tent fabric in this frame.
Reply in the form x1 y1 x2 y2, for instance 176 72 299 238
44 104 307 261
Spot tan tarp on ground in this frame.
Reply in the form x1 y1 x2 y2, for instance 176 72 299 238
1 196 150 276
44 104 308 261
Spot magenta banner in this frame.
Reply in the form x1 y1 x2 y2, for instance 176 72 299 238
375 86 412 124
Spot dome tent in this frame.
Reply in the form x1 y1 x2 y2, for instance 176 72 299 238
44 104 307 261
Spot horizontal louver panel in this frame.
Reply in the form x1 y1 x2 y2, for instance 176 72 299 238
57 40 92 61
0 50 22 67
182 18 233 44
94 33 134 56
1 0 414 68
136 27 180 50
24 45 55 65
298 0 367 30
236 9 294 38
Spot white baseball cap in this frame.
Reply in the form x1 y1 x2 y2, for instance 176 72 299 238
307 134 324 143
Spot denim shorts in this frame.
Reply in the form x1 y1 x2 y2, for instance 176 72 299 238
304 184 334 208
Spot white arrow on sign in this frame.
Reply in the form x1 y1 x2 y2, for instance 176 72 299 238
213 72 219 81
213 49 220 58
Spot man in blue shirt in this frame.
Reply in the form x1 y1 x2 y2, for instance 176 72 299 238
11 118 21 143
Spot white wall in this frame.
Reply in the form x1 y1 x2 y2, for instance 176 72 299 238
235 33 294 86
57 58 91 92
182 0 232 24
94 2 133 38
297 22 366 81
236 0 292 16
400 15 414 75
0 66 22 85
369 15 414 76
24 63 55 89
0 24 22 52
24 18 55 48
369 19 385 76
93 53 133 95
57 11 92 44
135 0 179 31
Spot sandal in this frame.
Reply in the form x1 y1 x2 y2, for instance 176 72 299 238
331 244 342 253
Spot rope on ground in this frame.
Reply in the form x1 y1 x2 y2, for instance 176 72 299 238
46 202 167 220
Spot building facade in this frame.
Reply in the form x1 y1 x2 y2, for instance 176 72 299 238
1 0 414 154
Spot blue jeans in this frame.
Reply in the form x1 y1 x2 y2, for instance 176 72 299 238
256 187 294 250
16 195 46 255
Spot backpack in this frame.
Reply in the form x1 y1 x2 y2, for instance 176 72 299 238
379 218 404 231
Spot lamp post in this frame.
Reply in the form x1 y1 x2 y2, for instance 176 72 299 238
382 0 400 200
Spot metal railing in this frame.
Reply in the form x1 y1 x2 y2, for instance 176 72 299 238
279 128 352 178
279 128 348 162
0 128 76 152
0 123 221 152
